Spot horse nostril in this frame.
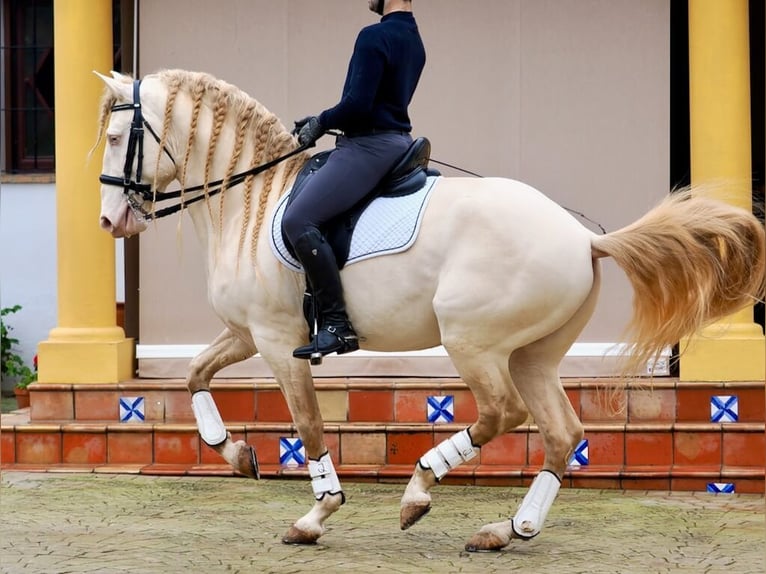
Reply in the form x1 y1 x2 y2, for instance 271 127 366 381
100 216 113 230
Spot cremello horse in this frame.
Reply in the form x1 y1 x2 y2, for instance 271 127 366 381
97 70 765 551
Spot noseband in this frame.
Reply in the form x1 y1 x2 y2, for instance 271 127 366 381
99 79 309 221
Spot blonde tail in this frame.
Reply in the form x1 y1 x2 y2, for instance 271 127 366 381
591 189 766 375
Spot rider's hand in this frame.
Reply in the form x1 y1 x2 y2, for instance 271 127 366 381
293 116 324 147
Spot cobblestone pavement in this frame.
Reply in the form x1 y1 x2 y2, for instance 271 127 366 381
0 472 763 574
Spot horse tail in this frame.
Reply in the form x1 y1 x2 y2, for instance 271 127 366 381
590 188 766 375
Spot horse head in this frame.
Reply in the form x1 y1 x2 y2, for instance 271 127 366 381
95 71 178 238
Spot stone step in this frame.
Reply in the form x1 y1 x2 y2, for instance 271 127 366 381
25 378 766 426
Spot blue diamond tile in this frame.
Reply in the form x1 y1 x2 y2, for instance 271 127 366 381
427 395 454 423
568 439 589 466
710 395 738 423
279 437 305 466
707 482 735 494
119 397 145 422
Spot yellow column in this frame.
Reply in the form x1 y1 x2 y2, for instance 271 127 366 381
37 0 134 383
682 0 765 381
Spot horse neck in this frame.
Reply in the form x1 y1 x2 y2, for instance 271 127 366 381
165 85 306 269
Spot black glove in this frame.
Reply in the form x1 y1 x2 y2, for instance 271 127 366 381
292 116 324 147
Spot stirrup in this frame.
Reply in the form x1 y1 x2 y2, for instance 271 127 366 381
293 324 359 364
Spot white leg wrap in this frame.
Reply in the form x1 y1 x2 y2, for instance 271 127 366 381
512 470 561 539
308 452 343 499
191 391 227 446
419 429 478 480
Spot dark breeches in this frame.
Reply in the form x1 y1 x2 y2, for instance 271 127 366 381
282 132 412 245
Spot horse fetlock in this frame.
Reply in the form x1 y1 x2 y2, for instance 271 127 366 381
465 520 513 552
511 469 561 539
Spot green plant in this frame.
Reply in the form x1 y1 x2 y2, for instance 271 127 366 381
1 305 36 389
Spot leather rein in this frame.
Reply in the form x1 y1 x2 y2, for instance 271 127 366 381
99 79 309 221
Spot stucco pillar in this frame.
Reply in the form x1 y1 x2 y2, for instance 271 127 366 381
682 0 765 381
37 0 134 383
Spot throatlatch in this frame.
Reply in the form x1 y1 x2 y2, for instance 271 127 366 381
418 428 478 480
308 452 345 503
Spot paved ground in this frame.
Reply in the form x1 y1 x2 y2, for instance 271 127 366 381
0 472 763 574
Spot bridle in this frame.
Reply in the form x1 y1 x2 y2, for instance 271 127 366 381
99 79 309 221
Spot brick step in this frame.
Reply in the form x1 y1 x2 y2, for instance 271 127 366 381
26 378 766 425
3 412 763 493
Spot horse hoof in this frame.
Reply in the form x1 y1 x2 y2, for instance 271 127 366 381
400 503 431 530
282 525 320 545
234 443 259 479
464 531 509 553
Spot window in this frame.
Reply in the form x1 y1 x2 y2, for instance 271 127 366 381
2 0 54 172
1 0 124 174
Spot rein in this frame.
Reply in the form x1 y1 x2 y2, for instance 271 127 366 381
99 79 310 221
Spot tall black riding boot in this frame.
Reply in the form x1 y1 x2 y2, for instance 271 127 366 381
291 229 359 360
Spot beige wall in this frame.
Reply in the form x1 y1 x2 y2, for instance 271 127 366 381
137 0 670 377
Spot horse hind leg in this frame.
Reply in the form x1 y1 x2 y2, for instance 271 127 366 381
400 348 528 531
187 327 259 478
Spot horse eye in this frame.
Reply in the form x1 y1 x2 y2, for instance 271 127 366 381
108 135 121 146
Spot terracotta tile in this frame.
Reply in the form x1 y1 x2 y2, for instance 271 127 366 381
387 431 433 465
63 433 107 464
1 432 16 464
341 432 386 465
621 477 670 490
671 478 716 492
16 432 61 464
727 479 765 494
141 464 191 476
565 388 581 418
164 390 194 421
452 390 478 423
256 390 291 422
675 388 711 422
673 432 721 466
211 389 256 421
348 391 394 422
586 432 625 466
527 433 544 466
30 391 74 421
394 390 431 423
628 389 675 422
139 391 165 421
570 476 621 490
480 432 527 465
580 388 627 422
199 431 245 464
323 431 340 463
245 431 283 465
625 433 672 466
154 431 199 464
735 388 765 422
107 432 153 464
75 390 120 420
316 390 347 422
722 432 765 467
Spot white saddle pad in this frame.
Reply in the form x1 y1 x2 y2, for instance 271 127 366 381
270 175 439 271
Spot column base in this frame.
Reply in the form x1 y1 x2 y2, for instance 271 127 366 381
38 336 135 383
680 325 765 381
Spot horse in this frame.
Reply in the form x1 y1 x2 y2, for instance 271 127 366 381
96 69 765 551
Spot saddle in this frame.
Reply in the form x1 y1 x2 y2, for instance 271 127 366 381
281 137 440 269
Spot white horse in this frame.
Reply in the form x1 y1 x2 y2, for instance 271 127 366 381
96 70 765 551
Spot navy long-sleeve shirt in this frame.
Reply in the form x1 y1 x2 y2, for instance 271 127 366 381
319 11 425 134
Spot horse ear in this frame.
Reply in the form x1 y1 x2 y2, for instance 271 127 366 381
94 70 132 100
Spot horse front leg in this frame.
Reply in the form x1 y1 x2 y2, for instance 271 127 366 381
187 327 259 478
258 341 345 545
400 350 528 532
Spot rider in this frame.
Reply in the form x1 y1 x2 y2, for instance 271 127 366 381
283 0 426 360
